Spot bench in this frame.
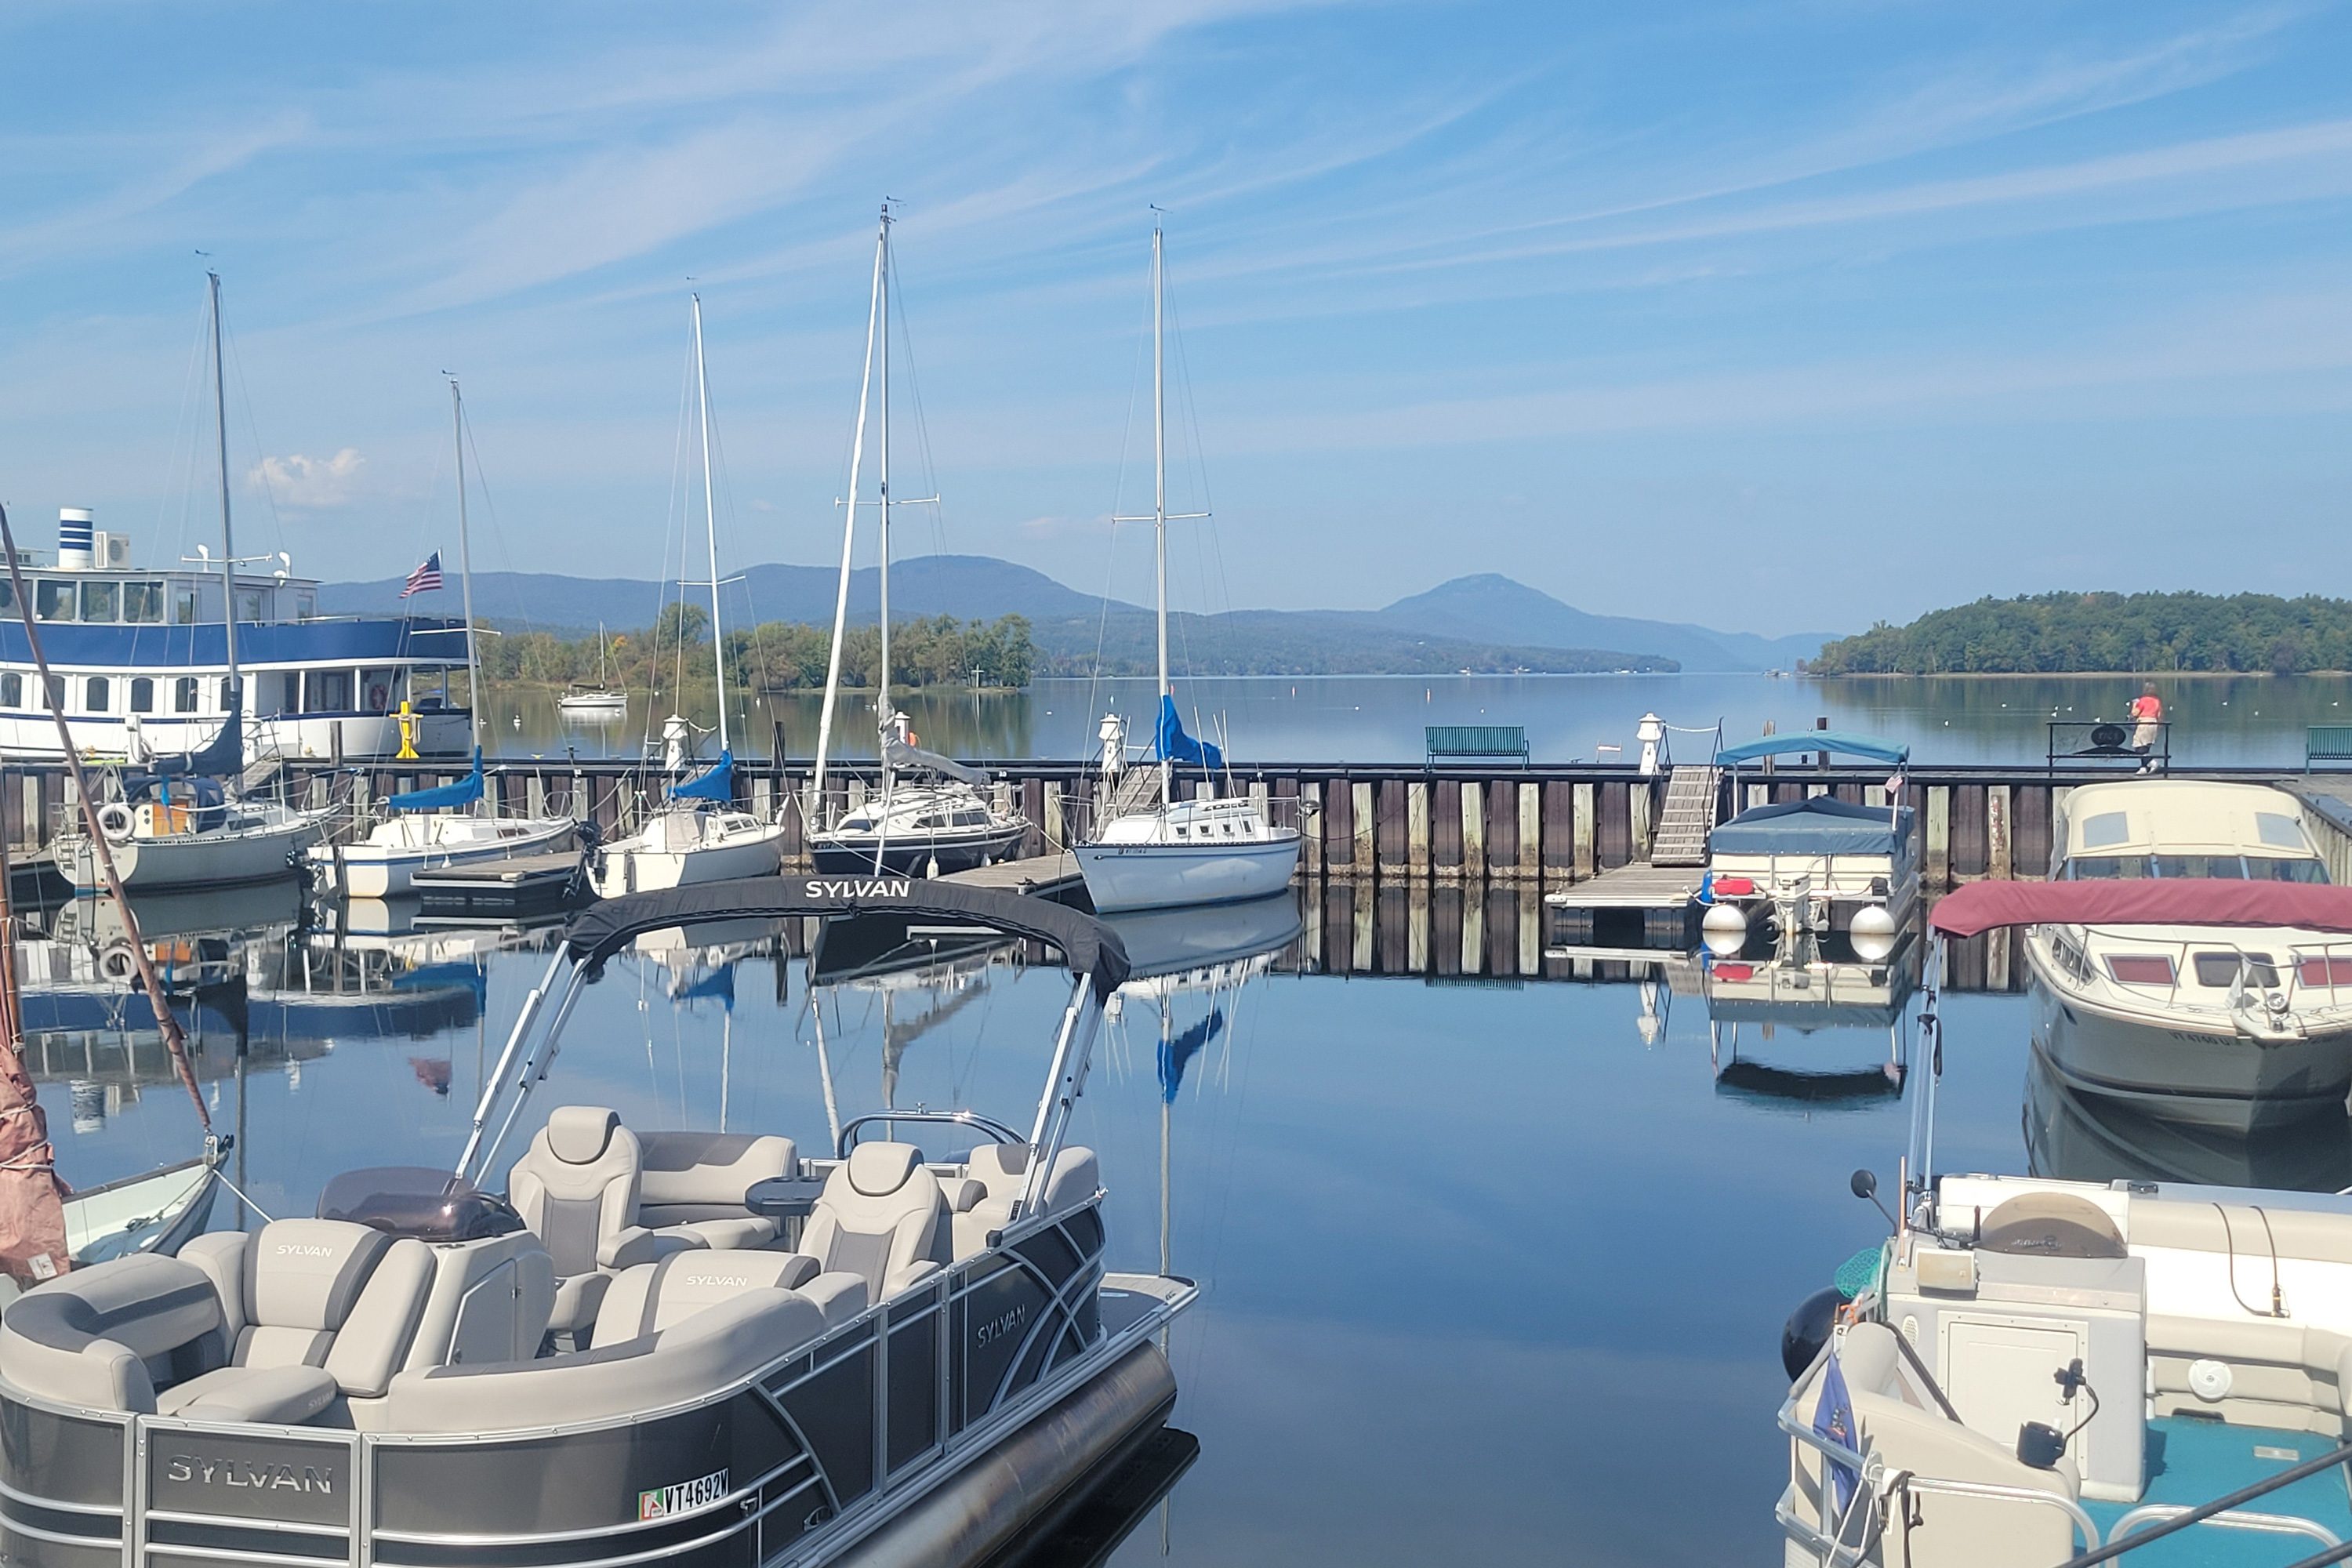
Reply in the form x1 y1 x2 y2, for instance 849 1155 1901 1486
1425 724 1529 767
2309 726 2352 770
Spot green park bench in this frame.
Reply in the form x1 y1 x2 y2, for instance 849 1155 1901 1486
1425 724 1530 767
2307 726 2352 770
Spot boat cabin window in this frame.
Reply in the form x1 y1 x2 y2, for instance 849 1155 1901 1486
363 669 395 711
2247 857 2329 884
304 670 351 713
2194 951 2279 988
175 677 199 714
129 677 154 714
122 581 164 623
2256 813 2312 851
2299 956 2352 988
34 580 73 622
2105 954 2176 985
2154 855 2245 878
174 590 198 625
954 809 985 827
238 590 264 622
83 677 108 713
2065 856 2145 880
0 674 19 707
2079 811 2132 850
220 677 237 714
78 581 116 622
0 579 13 613
2052 933 2090 982
43 676 63 713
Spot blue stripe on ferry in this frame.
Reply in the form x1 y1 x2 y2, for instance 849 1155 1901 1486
0 617 465 666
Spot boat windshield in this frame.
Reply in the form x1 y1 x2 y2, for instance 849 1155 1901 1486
2065 854 2328 884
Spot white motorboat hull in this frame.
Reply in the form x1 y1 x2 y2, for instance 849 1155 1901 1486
589 815 786 898
58 812 325 892
310 813 579 898
2029 967 2352 1133
557 695 627 720
1077 832 1301 913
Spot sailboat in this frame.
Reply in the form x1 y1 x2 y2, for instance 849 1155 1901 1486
309 380 579 899
57 271 328 891
557 623 627 719
588 293 787 897
808 205 1028 878
1074 225 1301 913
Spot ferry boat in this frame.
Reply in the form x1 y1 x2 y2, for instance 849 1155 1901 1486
0 508 474 765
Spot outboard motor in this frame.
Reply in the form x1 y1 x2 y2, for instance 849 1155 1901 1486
1780 1286 1841 1381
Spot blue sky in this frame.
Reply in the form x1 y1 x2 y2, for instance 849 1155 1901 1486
1 2 2347 637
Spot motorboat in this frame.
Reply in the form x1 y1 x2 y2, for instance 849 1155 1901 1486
310 382 579 898
805 209 1028 879
1697 730 1916 958
1776 877 2352 1567
0 876 1195 1568
1075 223 1298 914
2025 779 2352 1131
589 296 786 896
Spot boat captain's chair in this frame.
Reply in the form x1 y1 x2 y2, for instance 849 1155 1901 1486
779 1142 949 1325
506 1106 702 1341
949 1142 1102 1259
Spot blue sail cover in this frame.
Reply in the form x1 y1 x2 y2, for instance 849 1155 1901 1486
673 964 735 1011
388 750 485 812
1151 696 1223 771
123 703 243 796
669 750 735 804
1157 1007 1226 1103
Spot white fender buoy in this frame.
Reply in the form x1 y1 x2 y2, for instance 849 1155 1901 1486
96 802 136 844
1701 902 1747 957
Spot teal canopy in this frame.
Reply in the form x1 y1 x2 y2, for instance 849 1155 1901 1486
1715 731 1908 768
387 750 484 812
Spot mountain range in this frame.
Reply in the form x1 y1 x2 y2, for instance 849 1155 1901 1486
319 556 1833 673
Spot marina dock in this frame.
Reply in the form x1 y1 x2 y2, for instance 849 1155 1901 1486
408 849 586 917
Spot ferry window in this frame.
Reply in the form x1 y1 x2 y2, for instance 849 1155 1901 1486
362 669 394 711
122 582 164 623
78 581 117 622
0 579 13 612
2079 811 2131 850
2155 855 2245 878
0 674 17 707
42 676 62 712
83 677 108 713
220 677 238 714
2248 858 2329 884
2256 813 2310 851
174 590 198 625
2106 954 2176 985
2194 952 2278 988
129 677 154 714
296 593 315 620
34 581 73 622
305 671 350 713
174 677 198 714
237 590 263 622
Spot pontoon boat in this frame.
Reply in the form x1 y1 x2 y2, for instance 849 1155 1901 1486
1698 731 1915 958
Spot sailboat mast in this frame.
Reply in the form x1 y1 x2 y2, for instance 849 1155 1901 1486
207 272 241 730
1152 227 1171 808
692 294 728 754
877 207 893 753
450 379 482 758
811 214 886 813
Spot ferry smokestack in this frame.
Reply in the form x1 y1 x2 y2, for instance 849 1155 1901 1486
56 507 93 571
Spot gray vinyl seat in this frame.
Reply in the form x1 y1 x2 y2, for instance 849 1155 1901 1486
949 1143 1102 1259
169 1219 435 1424
506 1106 704 1340
0 1252 230 1414
779 1142 949 1325
636 1131 800 1251
591 1249 822 1346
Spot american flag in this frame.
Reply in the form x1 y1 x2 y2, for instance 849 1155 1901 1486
400 552 444 598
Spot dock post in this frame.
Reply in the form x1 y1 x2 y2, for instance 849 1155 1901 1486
1380 781 1408 877
1406 781 1430 878
1301 781 1324 877
1461 889 1483 973
1988 785 2013 881
1352 781 1374 875
1518 782 1541 887
1461 781 1484 884
1572 782 1596 880
1629 782 1653 863
1926 786 1951 887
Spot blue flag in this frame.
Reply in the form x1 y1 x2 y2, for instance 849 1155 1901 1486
1813 1349 1862 1515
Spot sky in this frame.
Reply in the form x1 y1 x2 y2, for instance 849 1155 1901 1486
0 2 2348 638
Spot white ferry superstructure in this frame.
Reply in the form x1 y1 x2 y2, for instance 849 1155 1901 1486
0 509 473 764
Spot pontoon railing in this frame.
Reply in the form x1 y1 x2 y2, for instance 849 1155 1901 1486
837 1109 1024 1157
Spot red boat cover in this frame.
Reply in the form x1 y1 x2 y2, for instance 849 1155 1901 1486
1930 879 2352 939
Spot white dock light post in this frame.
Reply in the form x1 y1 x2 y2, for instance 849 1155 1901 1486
1637 712 1664 777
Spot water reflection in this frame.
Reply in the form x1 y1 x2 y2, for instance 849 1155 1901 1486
2024 1051 2352 1191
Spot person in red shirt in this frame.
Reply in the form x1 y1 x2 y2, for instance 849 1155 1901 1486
2130 684 2163 772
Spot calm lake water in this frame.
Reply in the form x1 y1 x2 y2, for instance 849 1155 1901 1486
42 884 2350 1563
492 671 2352 770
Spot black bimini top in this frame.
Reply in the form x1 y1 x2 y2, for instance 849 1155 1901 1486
563 875 1132 996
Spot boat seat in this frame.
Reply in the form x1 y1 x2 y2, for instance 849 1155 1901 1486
778 1142 948 1324
593 1250 820 1345
0 1252 226 1413
506 1106 703 1342
167 1218 436 1425
385 1290 825 1435
951 1143 1102 1259
637 1130 799 1250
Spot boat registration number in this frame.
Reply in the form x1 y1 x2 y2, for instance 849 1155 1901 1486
639 1468 729 1520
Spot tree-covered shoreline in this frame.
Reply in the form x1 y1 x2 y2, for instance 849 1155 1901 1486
1809 593 2352 675
477 609 1036 691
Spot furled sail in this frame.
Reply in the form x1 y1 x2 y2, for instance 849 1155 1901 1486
884 735 989 788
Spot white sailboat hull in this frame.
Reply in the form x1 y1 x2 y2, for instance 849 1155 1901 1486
590 811 786 898
1077 832 1301 913
309 812 579 898
59 810 327 891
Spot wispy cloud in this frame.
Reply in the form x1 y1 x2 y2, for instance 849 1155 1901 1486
251 449 365 508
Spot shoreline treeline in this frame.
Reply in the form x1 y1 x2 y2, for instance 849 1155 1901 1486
476 610 1036 691
1810 593 2352 675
